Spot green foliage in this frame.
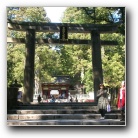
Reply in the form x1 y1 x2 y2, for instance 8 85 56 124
102 52 125 87
7 44 25 86
7 7 50 22
7 7 50 86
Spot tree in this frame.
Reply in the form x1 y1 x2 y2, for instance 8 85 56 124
7 7 50 22
61 7 125 91
7 44 25 85
7 7 50 86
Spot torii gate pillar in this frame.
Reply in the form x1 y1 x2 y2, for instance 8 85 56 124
91 30 103 101
23 29 35 103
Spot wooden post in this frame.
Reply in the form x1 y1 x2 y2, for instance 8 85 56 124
91 30 103 102
23 29 35 103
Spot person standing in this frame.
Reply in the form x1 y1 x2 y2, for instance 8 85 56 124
17 88 23 102
96 84 108 119
37 94 42 103
51 95 56 103
70 96 73 102
117 81 126 121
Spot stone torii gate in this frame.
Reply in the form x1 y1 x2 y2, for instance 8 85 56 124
7 20 119 103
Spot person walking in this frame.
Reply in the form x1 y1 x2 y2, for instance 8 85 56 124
117 81 126 121
96 84 108 119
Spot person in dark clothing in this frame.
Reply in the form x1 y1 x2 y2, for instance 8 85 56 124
37 95 41 103
70 96 73 102
51 95 56 103
96 84 108 119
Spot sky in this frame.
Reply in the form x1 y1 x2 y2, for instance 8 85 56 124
44 7 67 23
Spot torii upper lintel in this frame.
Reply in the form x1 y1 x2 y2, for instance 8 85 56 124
7 20 119 33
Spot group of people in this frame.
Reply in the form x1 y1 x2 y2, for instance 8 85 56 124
96 81 126 121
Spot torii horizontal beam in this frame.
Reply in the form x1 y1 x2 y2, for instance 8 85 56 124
7 37 118 45
7 20 119 33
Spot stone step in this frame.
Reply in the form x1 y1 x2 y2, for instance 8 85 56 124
7 109 120 114
7 109 98 114
7 119 125 126
13 105 117 110
7 103 124 126
7 113 122 120
13 105 98 110
23 102 97 106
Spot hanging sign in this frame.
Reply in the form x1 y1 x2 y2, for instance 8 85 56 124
60 26 68 41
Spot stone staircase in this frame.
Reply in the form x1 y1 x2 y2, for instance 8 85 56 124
7 102 125 126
